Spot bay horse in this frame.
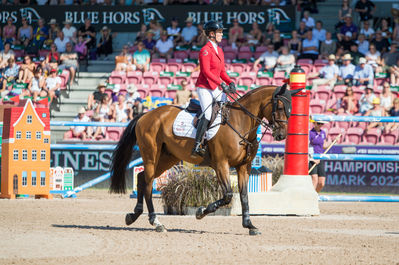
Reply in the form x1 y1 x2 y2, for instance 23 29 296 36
110 84 298 235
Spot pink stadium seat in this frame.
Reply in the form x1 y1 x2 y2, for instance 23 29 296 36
346 127 364 144
142 72 158 85
137 88 148 98
374 78 388 87
59 71 70 90
255 46 267 53
223 46 237 52
109 71 126 84
220 38 228 47
63 130 79 141
230 63 247 73
257 77 271 86
106 127 124 141
224 51 237 61
158 76 172 86
298 63 312 74
189 50 200 60
298 59 313 65
126 74 141 85
148 88 164 97
328 127 344 143
164 89 177 99
274 71 286 79
381 130 399 145
314 86 331 101
182 63 197 72
325 98 338 113
272 77 285 86
314 63 327 73
191 71 199 79
237 52 252 60
150 62 166 72
239 46 251 52
333 85 347 99
314 59 328 64
168 58 183 63
173 50 188 60
352 86 364 100
238 75 255 87
309 99 325 114
151 58 167 63
363 128 382 145
39 49 50 58
261 131 273 143
174 76 188 85
166 62 181 73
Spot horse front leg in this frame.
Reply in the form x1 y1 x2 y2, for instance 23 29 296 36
196 164 233 219
236 164 261 236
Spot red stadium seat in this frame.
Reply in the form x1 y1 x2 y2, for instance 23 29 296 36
363 128 382 145
298 59 313 65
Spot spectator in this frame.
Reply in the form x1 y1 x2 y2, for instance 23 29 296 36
390 58 399 86
354 57 374 86
174 80 192 107
385 98 399 132
264 22 276 45
54 31 70 53
48 19 61 45
112 94 129 122
90 112 106 140
154 30 173 60
365 44 381 70
126 84 141 106
355 0 375 28
78 19 96 57
180 17 198 45
135 24 147 45
17 17 33 46
95 93 112 121
339 85 359 114
335 46 346 65
349 42 363 65
312 20 326 42
45 68 61 104
97 26 113 59
228 18 244 48
17 55 36 84
193 24 207 47
3 17 17 44
299 30 319 61
359 86 376 114
253 44 279 72
338 54 356 85
371 30 390 53
59 42 79 83
271 30 284 52
378 18 392 40
297 21 308 40
393 23 399 45
87 82 107 110
365 97 385 130
380 82 394 112
70 107 92 140
288 30 302 57
319 32 337 59
339 31 356 52
75 35 89 58
275 46 295 73
356 33 369 55
166 17 181 43
0 43 15 69
337 14 357 42
115 45 134 72
148 19 162 41
309 54 339 90
381 43 399 73
33 18 48 48
359 21 375 40
62 19 77 44
126 85 143 119
27 67 46 102
301 11 315 29
336 0 352 30
247 22 263 47
44 44 60 72
142 30 156 52
1 57 19 93
133 41 150 72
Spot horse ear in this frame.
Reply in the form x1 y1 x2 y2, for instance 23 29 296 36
278 84 287 95
290 88 302 95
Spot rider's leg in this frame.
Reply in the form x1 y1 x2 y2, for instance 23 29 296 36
192 87 213 156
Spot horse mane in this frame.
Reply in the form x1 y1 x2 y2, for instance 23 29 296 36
235 85 277 105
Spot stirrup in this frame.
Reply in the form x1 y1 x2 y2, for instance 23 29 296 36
192 142 206 157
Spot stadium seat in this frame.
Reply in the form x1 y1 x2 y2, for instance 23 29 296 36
168 58 183 63
309 99 325 114
314 59 328 64
126 71 142 85
136 88 148 98
363 128 382 145
109 71 126 85
150 62 166 72
328 127 345 143
142 72 158 85
325 98 338 113
164 89 178 99
220 39 228 47
374 78 388 87
158 76 172 86
261 130 273 143
298 63 312 74
14 49 25 58
381 130 399 145
314 86 331 101
333 85 347 99
224 51 237 61
352 86 364 100
151 58 167 63
63 130 79 141
173 50 188 60
148 87 164 97
239 46 251 52
257 77 271 86
237 52 253 61
230 63 247 73
272 77 286 86
343 127 363 144
174 76 188 85
166 62 181 73
182 62 196 72
298 59 313 65
59 70 70 91
189 50 200 60
313 63 327 73
255 46 267 53
273 71 286 79
39 49 50 58
106 127 124 141
191 71 199 79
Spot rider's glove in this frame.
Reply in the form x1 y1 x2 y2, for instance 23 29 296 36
229 82 236 94
220 82 229 94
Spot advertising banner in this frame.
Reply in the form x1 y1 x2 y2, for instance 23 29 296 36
0 5 295 32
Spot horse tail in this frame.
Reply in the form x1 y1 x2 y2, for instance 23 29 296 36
110 113 144 194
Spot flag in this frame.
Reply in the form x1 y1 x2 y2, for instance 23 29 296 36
36 97 49 106
9 95 19 103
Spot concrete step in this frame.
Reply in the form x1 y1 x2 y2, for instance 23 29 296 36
87 64 115 73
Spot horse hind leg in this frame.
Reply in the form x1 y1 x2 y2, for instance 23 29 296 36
126 171 145 226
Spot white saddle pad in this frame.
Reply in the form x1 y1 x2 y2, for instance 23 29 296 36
173 110 221 140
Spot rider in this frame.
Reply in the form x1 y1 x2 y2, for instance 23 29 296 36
192 20 236 156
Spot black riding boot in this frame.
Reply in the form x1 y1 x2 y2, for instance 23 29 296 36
192 117 210 157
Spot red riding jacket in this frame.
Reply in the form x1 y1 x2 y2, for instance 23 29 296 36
195 41 232 90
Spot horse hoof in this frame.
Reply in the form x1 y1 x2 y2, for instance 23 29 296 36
249 228 261 236
125 213 139 226
196 206 206 220
155 225 167 233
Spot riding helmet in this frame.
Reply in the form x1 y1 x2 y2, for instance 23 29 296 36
204 20 224 36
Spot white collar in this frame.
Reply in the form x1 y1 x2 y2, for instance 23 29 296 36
209 40 218 54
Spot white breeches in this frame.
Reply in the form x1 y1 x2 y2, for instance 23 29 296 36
197 87 226 120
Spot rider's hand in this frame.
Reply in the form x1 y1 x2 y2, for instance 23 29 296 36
229 82 236 94
220 82 229 93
